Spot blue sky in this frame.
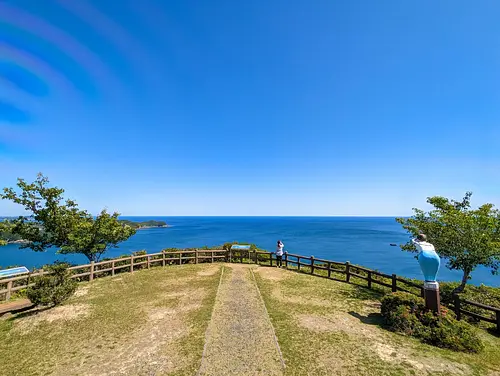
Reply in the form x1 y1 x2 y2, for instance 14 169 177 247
1 0 499 216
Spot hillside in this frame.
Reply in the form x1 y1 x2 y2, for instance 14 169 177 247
0 264 499 376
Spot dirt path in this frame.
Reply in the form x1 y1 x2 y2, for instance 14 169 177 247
198 264 284 376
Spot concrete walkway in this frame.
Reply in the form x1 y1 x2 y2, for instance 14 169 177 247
198 264 284 376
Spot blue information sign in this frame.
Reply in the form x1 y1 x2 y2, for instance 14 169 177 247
230 245 251 251
0 266 29 278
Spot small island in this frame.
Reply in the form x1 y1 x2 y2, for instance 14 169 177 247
118 219 169 230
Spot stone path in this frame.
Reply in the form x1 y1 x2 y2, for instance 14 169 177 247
198 264 284 376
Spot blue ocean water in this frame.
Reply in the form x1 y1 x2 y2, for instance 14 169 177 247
1 217 498 286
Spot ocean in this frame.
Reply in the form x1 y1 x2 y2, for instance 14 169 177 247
1 216 498 286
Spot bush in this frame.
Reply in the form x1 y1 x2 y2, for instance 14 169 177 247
381 292 483 353
27 262 77 307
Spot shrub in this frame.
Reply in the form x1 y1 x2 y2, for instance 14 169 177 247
27 262 77 307
381 292 483 353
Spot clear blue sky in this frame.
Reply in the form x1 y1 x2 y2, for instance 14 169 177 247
1 0 499 216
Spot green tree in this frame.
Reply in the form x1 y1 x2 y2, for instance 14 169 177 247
396 192 500 293
1 173 136 262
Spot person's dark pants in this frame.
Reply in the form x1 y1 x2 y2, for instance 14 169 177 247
277 255 283 267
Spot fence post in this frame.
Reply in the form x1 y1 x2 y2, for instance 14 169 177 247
211 250 214 263
297 256 301 271
195 250 199 264
270 252 273 267
420 287 425 298
345 262 350 283
130 256 134 273
111 261 115 276
229 249 233 263
391 274 397 292
496 311 500 334
310 256 315 275
6 281 12 301
327 261 331 278
147 255 151 269
254 250 258 264
284 252 288 269
162 250 166 267
89 261 95 281
367 271 372 289
454 294 461 321
240 250 243 264
179 251 182 265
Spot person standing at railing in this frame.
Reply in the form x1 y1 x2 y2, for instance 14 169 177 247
276 240 284 268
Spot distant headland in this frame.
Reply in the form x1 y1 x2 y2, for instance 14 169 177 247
118 219 169 230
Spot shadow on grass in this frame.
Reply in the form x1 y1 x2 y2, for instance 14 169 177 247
486 327 500 338
8 306 51 321
348 311 384 326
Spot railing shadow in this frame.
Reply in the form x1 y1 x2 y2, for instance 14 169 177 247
348 311 384 326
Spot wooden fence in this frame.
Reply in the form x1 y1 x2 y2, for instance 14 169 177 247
1 247 499 332
256 251 500 333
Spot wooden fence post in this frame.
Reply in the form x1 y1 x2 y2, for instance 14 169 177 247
229 249 233 263
310 256 315 275
345 262 350 283
496 311 500 334
240 250 243 264
254 250 257 264
284 252 288 269
90 261 95 281
297 256 301 271
178 251 182 265
162 250 166 267
391 274 397 292
367 271 372 289
327 261 331 278
270 253 273 267
111 261 115 276
6 281 12 301
130 256 134 273
195 250 199 264
147 256 151 269
211 250 214 263
454 294 461 321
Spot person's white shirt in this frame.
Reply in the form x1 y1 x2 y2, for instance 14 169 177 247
276 242 284 256
412 238 435 252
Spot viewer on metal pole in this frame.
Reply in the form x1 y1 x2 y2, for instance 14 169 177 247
276 240 284 268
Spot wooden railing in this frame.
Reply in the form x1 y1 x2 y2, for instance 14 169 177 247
1 247 499 332
255 251 500 333
0 249 227 301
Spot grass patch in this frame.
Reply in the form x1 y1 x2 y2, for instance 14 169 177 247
0 264 222 376
254 266 500 376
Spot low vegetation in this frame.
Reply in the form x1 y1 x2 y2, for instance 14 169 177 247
26 262 77 307
381 292 483 353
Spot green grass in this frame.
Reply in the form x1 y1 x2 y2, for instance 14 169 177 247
254 266 500 376
0 264 222 376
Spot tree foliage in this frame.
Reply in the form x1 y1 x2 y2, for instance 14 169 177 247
0 173 136 262
26 262 77 306
396 192 500 292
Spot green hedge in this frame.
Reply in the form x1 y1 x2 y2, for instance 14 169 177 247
381 292 483 353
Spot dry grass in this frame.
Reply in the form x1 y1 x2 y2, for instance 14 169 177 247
254 266 500 376
0 264 222 376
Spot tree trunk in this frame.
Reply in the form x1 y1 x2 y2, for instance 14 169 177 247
453 270 470 294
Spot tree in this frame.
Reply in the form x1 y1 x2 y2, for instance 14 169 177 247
396 192 500 293
1 173 136 262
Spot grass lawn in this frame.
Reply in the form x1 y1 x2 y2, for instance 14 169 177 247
254 266 500 376
0 264 222 376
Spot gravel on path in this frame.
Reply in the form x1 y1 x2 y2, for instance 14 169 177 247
198 264 284 376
